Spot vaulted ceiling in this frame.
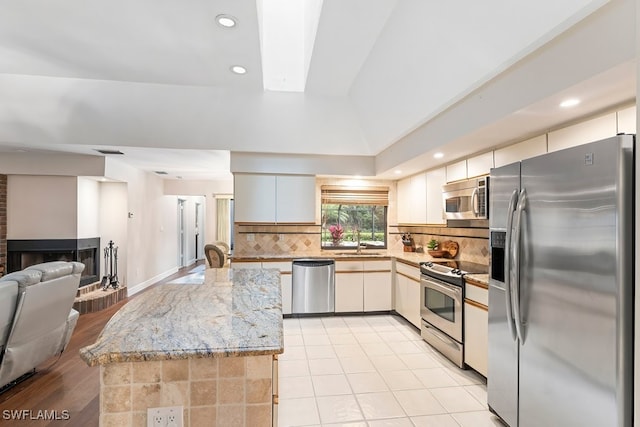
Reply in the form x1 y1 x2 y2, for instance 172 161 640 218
0 0 634 179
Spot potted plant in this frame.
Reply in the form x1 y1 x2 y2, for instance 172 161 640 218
427 239 439 250
329 224 344 246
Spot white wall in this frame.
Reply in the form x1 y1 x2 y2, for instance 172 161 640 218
7 175 78 239
104 158 179 290
99 182 128 281
77 177 100 238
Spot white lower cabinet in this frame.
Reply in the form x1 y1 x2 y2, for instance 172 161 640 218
335 272 364 312
464 278 488 376
394 262 421 328
335 260 392 313
280 273 292 315
363 272 392 311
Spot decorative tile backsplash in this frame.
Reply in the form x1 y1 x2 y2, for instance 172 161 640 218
233 223 489 265
233 224 321 257
391 225 489 265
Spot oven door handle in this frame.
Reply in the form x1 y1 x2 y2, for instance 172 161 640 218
422 278 462 300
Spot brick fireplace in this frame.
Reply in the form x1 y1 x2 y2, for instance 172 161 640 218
7 237 100 287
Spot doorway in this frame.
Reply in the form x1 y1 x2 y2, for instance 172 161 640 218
178 199 186 267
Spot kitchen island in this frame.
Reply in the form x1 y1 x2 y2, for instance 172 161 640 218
80 267 283 427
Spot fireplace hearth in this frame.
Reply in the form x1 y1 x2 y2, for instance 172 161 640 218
7 238 100 287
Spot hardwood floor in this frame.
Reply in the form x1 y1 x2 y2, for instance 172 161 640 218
0 261 204 427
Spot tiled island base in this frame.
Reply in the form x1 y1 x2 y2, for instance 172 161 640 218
100 355 277 427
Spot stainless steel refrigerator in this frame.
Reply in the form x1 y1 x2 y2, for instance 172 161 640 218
487 134 634 427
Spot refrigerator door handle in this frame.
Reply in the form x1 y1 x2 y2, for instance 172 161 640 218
503 189 518 341
512 188 527 344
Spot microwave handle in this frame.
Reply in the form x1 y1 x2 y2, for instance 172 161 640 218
471 187 479 216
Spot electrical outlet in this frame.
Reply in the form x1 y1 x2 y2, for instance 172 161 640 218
247 233 255 241
147 408 164 427
165 406 183 427
147 406 183 427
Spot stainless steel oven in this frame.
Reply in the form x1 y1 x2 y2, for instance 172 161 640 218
442 176 489 220
420 272 464 367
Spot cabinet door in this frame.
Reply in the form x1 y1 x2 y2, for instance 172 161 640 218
280 273 292 315
335 272 364 312
275 175 316 223
411 173 427 223
396 177 412 224
446 160 467 182
406 275 421 328
394 273 405 316
464 301 488 376
363 272 392 311
467 152 494 178
234 174 276 223
617 106 636 135
230 261 263 269
425 167 446 225
494 135 547 167
547 112 617 153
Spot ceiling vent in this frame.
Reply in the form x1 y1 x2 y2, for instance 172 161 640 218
154 171 168 175
95 149 124 155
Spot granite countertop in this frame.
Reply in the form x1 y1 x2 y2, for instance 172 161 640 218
231 250 439 267
79 268 283 367
465 274 489 286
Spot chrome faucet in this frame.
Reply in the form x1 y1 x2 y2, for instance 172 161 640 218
356 230 363 254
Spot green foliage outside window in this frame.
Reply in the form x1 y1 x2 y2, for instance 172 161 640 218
321 204 387 248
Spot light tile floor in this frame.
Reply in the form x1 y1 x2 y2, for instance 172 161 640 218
279 315 506 427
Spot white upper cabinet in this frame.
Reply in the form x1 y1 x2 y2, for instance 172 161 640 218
467 152 494 178
234 174 316 223
446 160 467 183
494 135 547 167
425 167 446 224
234 174 277 223
396 177 412 224
617 106 636 135
396 173 427 224
548 112 617 153
275 175 316 223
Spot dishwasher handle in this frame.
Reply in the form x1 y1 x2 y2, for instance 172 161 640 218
292 259 335 267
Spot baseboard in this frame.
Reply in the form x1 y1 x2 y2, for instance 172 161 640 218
127 267 179 296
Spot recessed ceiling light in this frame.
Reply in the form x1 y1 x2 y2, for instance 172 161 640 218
230 65 247 75
216 14 237 28
434 152 444 159
394 170 402 175
560 98 580 108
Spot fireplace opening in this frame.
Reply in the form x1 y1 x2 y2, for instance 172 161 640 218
7 238 100 287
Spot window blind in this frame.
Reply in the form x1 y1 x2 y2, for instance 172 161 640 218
320 185 389 206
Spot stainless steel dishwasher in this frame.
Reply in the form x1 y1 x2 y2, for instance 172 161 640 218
291 259 335 314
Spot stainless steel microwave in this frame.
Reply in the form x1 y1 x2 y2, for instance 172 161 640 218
442 176 489 220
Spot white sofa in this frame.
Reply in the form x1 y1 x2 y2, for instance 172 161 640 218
0 261 84 390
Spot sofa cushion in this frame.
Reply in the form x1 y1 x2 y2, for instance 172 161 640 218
26 261 85 281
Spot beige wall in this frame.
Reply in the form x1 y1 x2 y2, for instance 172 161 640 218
7 175 78 239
